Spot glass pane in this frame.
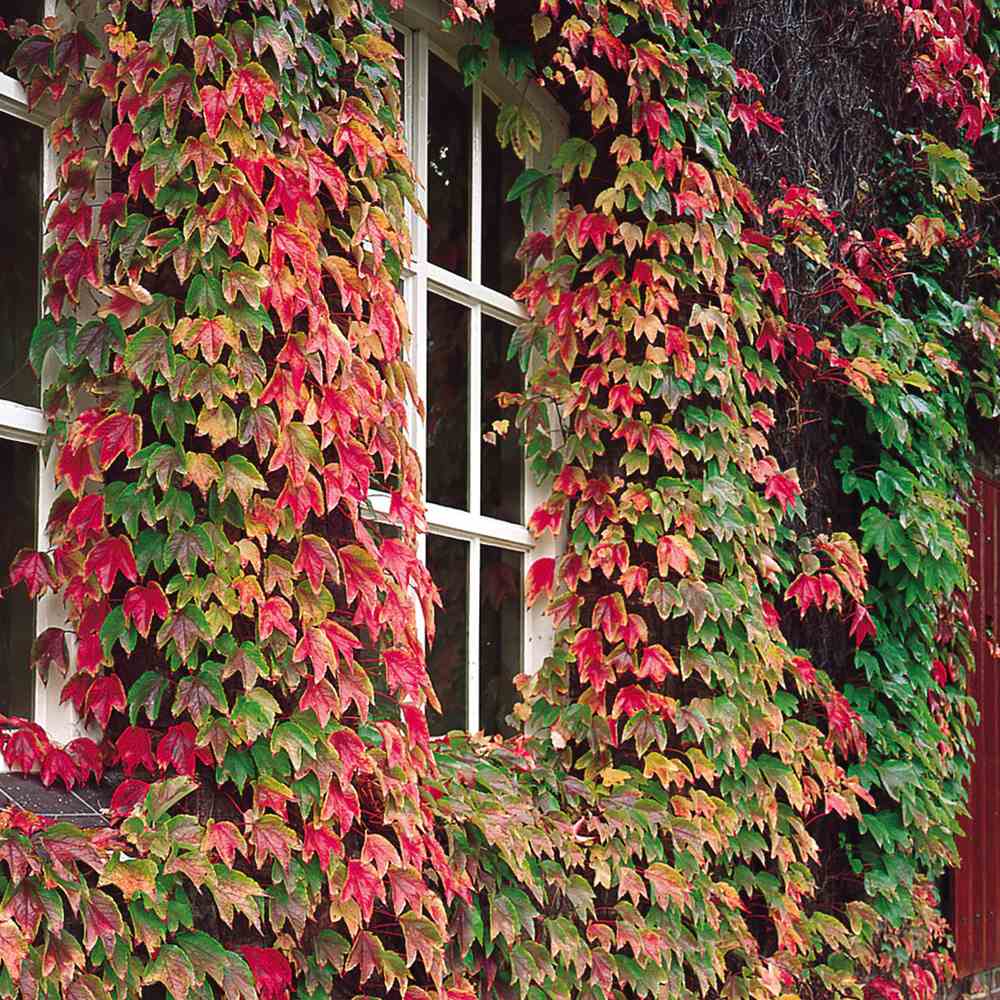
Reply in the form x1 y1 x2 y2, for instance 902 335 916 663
426 535 468 734
480 546 522 737
481 316 523 523
482 96 524 294
0 439 36 719
0 111 42 406
426 294 469 510
0 2 44 73
427 52 471 277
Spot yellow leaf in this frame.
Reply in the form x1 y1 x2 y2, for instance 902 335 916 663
600 767 631 788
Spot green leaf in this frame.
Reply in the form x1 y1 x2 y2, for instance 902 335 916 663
150 8 196 57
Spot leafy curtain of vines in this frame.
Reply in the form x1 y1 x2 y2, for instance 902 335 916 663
0 2 995 1000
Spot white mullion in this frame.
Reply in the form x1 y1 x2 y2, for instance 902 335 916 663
467 538 481 732
426 264 524 323
469 305 482 517
470 83 483 286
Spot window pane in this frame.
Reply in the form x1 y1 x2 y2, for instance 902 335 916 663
426 294 469 510
0 111 41 407
482 97 524 295
0 2 44 73
426 535 468 734
0 439 36 719
427 52 471 277
480 546 522 737
481 315 523 523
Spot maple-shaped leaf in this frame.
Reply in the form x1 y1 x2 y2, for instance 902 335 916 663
174 315 239 365
293 535 339 593
149 65 201 129
250 814 299 869
341 859 385 922
572 628 614 694
202 820 247 868
1 727 48 774
156 606 211 663
122 582 170 638
30 628 70 681
93 413 142 470
40 748 79 789
57 441 100 496
764 471 801 513
526 557 555 606
299 679 340 727
85 675 127 729
338 545 383 608
637 644 677 683
226 63 277 123
258 596 297 643
156 722 210 776
0 918 29 983
66 737 104 783
53 240 100 302
81 890 124 953
656 534 694 578
116 726 156 776
848 602 877 648
9 549 57 598
68 494 105 542
303 823 343 873
268 423 322 486
220 455 266 506
84 536 138 593
239 947 291 1000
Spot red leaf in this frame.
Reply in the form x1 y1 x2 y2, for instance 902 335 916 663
122 582 169 638
824 690 867 760
199 84 230 139
9 549 57 598
338 544 383 608
156 722 210 776
1 728 48 773
526 557 555 606
848 602 877 648
85 675 126 729
84 536 138 593
299 679 339 727
67 494 105 542
238 947 292 1000
226 63 277 123
53 240 100 302
57 441 100 496
93 413 141 469
637 644 677 683
293 535 338 593
764 472 801 513
110 778 149 819
572 628 614 694
303 824 343 872
341 859 384 922
40 748 79 790
65 737 104 783
258 596 297 643
202 820 247 867
115 726 156 776
50 198 92 245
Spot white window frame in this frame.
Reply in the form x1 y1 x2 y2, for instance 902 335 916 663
388 5 565 733
0 0 79 744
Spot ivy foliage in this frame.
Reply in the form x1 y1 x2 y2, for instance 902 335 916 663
0 2 996 1000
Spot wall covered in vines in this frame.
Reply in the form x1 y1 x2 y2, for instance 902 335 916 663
0 1 997 1000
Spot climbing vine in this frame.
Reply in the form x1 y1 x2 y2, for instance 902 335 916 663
0 2 995 1000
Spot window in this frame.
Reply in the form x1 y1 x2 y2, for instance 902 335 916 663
0 1 73 739
392 12 563 735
